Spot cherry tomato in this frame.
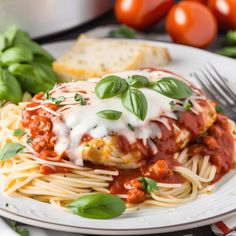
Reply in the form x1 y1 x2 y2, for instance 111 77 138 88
114 0 174 30
208 0 236 30
166 1 218 48
183 0 207 3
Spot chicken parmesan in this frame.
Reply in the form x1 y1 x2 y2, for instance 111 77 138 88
0 68 235 210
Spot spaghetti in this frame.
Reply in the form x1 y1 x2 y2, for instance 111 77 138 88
0 69 235 211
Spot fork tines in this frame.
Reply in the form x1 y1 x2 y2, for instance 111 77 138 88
193 63 236 107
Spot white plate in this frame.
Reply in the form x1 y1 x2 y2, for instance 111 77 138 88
1 40 236 235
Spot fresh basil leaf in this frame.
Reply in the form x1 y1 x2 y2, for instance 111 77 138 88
9 63 35 77
127 123 135 131
97 110 122 120
144 177 159 193
108 24 135 39
1 46 33 66
95 75 128 99
138 177 158 193
215 104 224 113
13 30 54 62
150 77 193 99
10 62 57 94
218 47 236 58
0 35 6 51
183 100 193 111
128 75 149 88
13 128 26 137
33 55 53 65
43 90 50 100
3 25 18 47
137 177 148 192
226 31 236 45
74 93 86 105
11 221 29 236
122 88 147 121
0 68 22 103
0 143 25 160
169 101 175 110
27 137 33 144
66 193 126 219
50 96 65 105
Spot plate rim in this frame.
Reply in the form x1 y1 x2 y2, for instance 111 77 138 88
1 205 236 235
3 39 236 235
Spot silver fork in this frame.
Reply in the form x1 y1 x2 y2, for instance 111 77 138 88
193 63 236 121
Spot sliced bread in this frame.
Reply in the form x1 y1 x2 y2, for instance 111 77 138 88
53 36 171 81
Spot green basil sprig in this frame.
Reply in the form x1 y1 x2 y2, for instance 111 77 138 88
97 110 122 120
150 77 193 99
74 93 86 105
0 68 22 103
108 24 135 39
11 220 29 236
122 89 147 121
66 193 126 219
138 177 158 193
218 47 236 58
95 74 193 121
127 75 149 88
95 75 128 99
0 143 25 160
226 31 236 45
183 100 193 111
215 104 224 113
43 91 65 105
0 26 57 104
1 46 33 66
13 128 26 137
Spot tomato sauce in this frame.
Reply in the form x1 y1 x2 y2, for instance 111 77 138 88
21 88 235 204
40 165 70 175
189 114 234 182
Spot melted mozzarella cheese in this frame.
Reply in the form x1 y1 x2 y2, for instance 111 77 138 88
49 70 202 165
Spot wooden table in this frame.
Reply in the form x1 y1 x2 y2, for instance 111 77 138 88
35 11 225 236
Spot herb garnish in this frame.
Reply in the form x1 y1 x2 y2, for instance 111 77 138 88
43 91 65 105
66 193 126 219
183 100 193 111
13 128 26 137
74 93 86 105
218 30 236 58
95 75 128 99
122 88 147 121
215 104 224 113
127 123 135 131
97 110 122 120
108 24 135 39
50 96 65 105
150 77 193 99
0 143 25 160
169 101 175 110
11 221 29 236
95 74 193 121
127 75 149 88
138 177 159 193
27 137 33 144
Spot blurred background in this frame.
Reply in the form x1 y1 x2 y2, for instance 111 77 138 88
0 0 235 57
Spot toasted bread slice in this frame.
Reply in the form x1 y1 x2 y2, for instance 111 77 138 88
53 36 171 81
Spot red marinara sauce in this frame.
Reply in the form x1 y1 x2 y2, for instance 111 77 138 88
190 113 234 182
109 105 206 204
21 93 71 174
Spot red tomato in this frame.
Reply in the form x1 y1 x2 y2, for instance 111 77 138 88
166 1 218 48
208 0 236 30
183 0 207 3
114 0 174 30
